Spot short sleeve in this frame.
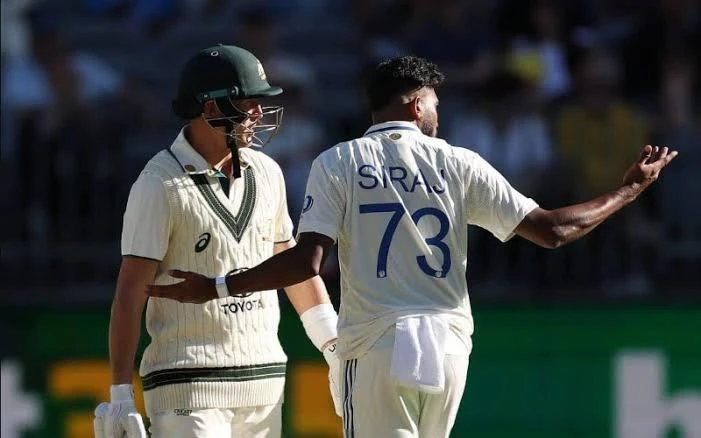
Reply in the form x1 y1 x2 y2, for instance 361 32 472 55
465 153 539 242
296 153 345 242
121 173 171 260
274 170 294 243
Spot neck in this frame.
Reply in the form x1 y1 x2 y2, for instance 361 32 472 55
371 105 418 126
371 112 418 128
186 122 233 172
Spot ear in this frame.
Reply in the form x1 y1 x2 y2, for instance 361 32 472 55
202 100 220 118
407 95 422 119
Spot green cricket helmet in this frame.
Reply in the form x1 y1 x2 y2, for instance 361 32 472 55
172 44 284 149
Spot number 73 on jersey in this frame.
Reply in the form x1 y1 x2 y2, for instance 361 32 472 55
359 202 451 279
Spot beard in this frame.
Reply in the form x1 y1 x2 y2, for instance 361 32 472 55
418 118 438 137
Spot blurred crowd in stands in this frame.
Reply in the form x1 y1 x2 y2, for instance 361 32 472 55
1 0 699 304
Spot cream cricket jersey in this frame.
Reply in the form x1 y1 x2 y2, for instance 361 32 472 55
121 129 294 414
297 121 539 359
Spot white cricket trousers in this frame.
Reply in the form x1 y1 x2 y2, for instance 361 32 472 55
342 348 469 438
148 404 282 438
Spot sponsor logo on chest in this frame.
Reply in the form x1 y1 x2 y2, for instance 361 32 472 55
220 294 266 315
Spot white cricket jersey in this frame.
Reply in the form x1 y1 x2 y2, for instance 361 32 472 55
121 129 294 414
297 121 538 359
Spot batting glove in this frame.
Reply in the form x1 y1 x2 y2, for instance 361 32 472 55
323 341 343 417
102 384 147 438
300 303 343 417
94 402 110 438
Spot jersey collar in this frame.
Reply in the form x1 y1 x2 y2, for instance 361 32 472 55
364 121 422 136
169 128 228 177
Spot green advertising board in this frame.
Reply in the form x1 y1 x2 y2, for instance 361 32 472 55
1 305 699 438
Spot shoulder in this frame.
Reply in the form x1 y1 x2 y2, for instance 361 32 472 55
436 140 498 181
448 144 480 162
126 170 169 209
314 138 369 168
142 150 184 180
241 148 285 184
316 142 345 161
425 136 481 164
242 148 282 170
242 147 281 168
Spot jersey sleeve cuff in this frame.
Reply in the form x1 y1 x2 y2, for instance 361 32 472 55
121 253 163 263
499 199 540 242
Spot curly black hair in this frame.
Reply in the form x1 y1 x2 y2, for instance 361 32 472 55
365 56 445 111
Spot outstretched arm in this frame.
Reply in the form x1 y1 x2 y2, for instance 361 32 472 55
515 145 678 249
229 232 334 294
146 232 335 303
144 233 344 414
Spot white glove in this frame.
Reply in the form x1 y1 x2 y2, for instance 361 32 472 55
299 303 343 417
322 341 343 417
94 402 110 438
101 384 147 438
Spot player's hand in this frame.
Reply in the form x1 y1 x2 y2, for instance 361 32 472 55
322 341 344 417
622 145 678 192
146 270 218 303
100 385 148 438
94 402 110 438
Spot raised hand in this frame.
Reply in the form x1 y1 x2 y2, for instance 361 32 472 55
622 145 679 191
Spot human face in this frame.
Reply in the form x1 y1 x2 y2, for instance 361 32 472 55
203 97 282 148
232 98 263 148
416 88 439 137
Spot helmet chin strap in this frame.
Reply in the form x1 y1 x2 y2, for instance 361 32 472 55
208 118 242 179
226 132 242 179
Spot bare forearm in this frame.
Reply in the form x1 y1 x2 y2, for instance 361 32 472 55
286 276 338 352
285 276 331 315
226 244 321 294
109 296 146 384
548 184 640 247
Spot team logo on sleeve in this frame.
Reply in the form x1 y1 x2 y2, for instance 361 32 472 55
194 232 211 253
302 195 314 213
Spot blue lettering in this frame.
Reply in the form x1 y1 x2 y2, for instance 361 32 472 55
357 164 448 195
432 169 446 194
409 174 423 192
388 166 410 192
358 164 379 189
419 170 433 194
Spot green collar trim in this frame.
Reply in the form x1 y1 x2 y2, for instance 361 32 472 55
190 166 256 243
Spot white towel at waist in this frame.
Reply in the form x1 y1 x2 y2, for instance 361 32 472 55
389 315 448 394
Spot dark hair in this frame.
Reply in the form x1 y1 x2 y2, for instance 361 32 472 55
365 56 445 111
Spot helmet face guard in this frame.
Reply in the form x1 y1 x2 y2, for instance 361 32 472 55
197 87 283 148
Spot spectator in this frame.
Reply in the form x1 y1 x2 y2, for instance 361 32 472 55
408 0 495 89
652 48 701 287
2 10 134 242
622 0 701 105
499 0 577 102
556 50 646 197
555 49 654 295
448 69 553 197
448 68 555 291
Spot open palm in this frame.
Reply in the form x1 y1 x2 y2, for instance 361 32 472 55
622 145 678 190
